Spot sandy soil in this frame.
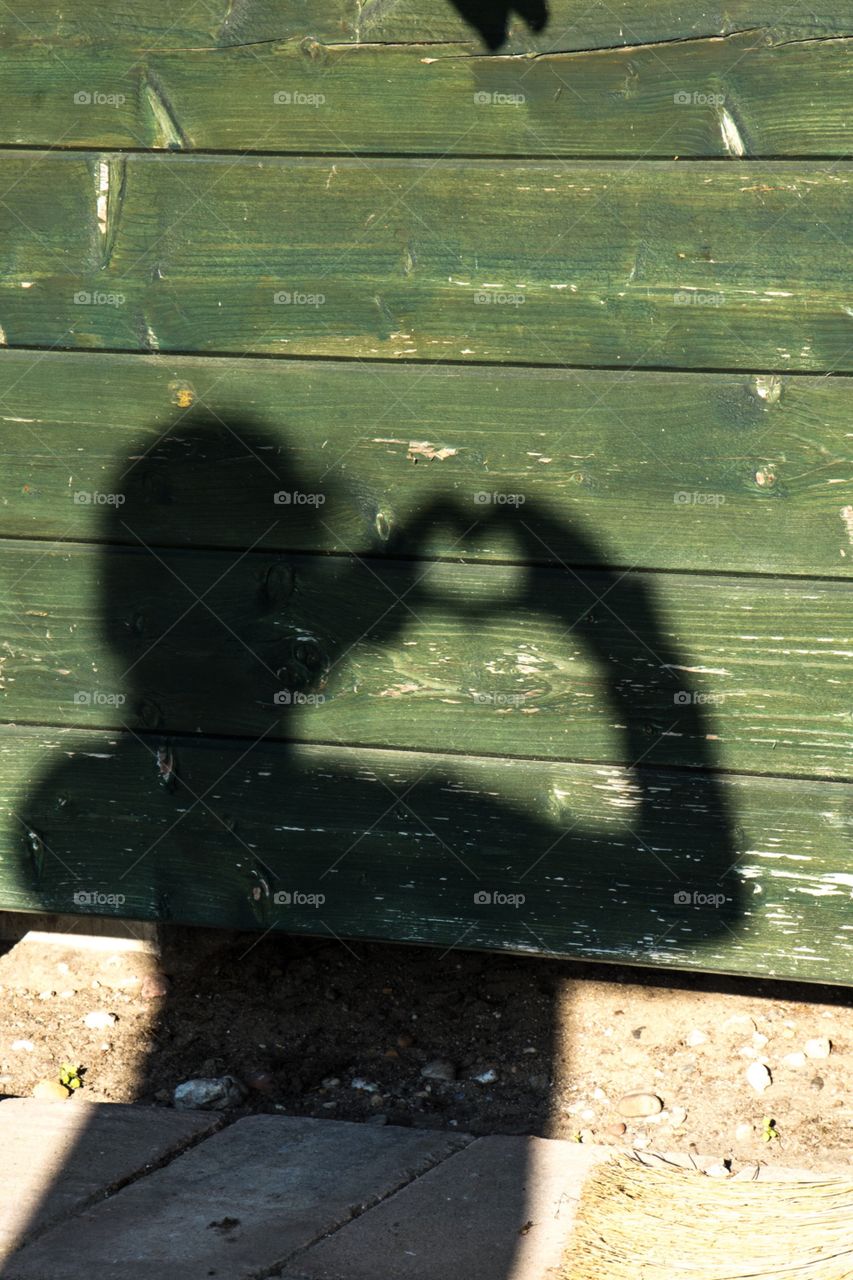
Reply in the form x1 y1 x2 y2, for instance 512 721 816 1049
0 927 850 1169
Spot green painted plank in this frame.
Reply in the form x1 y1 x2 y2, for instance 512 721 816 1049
1 351 851 577
1 32 851 155
1 536 850 779
0 153 851 371
2 724 851 983
1 1 847 53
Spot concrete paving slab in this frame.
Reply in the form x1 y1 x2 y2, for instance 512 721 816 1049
0 1098 218 1263
5 1115 470 1280
278 1137 852 1280
280 1134 606 1280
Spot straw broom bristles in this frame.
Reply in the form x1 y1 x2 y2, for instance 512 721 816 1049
561 1152 853 1280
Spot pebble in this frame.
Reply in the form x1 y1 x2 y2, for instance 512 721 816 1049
685 1029 707 1047
592 1087 607 1101
420 1060 456 1083
705 1163 733 1179
11 1039 34 1052
735 1122 754 1143
83 1011 117 1029
37 991 55 1000
810 1076 824 1092
173 1076 247 1111
321 1076 341 1090
472 1068 498 1085
782 1051 807 1069
804 1037 831 1060
746 1061 772 1094
616 1092 663 1119
141 972 171 1000
244 1070 276 1095
668 1106 688 1127
604 1122 626 1137
351 1077 380 1093
578 1128 595 1143
33 1080 70 1103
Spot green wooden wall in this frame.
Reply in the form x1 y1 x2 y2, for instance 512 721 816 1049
0 2 851 982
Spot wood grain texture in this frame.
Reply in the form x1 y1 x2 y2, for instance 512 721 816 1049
2 724 850 983
1 31 850 156
0 152 851 370
0 351 851 577
1 535 850 779
1 1 848 53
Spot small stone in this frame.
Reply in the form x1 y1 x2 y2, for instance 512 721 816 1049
83 1011 117 1029
735 1122 754 1143
351 1077 380 1093
746 1061 772 1094
33 1080 70 1103
141 972 171 1000
11 1039 34 1052
320 1076 340 1090
173 1076 247 1111
753 1033 768 1049
705 1163 733 1179
633 1135 650 1149
472 1068 498 1085
782 1051 807 1069
668 1106 688 1126
616 1092 663 1119
810 1076 824 1092
592 1087 607 1101
420 1060 456 1083
37 990 56 1000
578 1128 594 1143
685 1029 707 1047
804 1037 831 1060
579 1107 595 1122
604 1122 626 1137
244 1070 276 1094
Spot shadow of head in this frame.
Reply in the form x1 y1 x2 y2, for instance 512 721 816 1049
448 0 548 49
97 413 335 732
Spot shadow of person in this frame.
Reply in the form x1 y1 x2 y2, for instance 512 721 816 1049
14 412 743 1276
448 0 549 50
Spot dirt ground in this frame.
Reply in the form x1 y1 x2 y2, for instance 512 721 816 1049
0 926 850 1169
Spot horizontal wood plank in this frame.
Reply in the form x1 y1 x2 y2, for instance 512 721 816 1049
0 351 851 577
1 537 850 779
2 725 850 983
0 153 851 370
1 32 850 156
2 2 848 53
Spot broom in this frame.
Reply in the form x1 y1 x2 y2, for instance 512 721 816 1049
561 1151 853 1280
